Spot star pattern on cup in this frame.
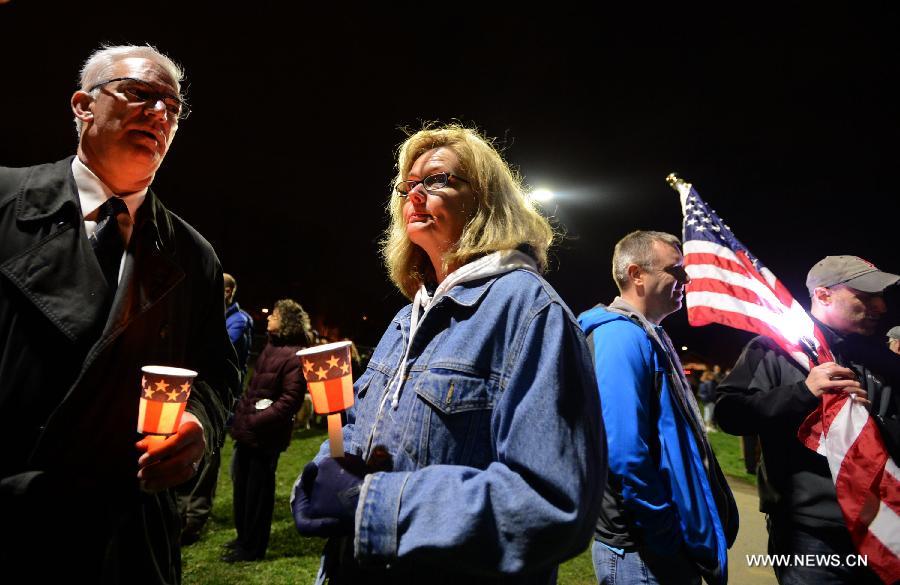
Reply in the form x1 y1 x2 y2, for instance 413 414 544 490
300 348 352 382
142 375 190 403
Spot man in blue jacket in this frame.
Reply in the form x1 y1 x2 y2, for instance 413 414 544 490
579 230 737 585
224 272 254 378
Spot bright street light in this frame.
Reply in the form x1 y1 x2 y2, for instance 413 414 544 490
530 189 555 203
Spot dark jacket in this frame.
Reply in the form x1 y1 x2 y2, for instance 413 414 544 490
715 320 900 528
0 158 239 583
230 336 307 451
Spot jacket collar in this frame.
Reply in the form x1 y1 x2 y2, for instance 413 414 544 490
15 157 80 222
133 187 177 256
811 315 844 346
19 155 178 256
424 250 539 309
390 274 502 346
440 276 499 308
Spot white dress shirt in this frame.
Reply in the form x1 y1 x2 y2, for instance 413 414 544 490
71 157 147 284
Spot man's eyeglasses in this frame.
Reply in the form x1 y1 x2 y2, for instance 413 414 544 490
88 77 190 121
395 172 469 196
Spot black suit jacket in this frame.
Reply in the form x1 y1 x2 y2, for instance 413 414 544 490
0 157 239 583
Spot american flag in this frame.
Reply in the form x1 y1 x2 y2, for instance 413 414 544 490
673 175 900 583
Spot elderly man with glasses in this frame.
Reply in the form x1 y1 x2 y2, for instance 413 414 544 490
0 44 238 583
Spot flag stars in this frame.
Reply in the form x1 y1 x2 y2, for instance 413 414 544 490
180 382 191 393
315 366 329 380
696 225 707 232
701 216 711 223
155 380 169 392
712 225 721 232
167 389 180 401
326 356 340 369
144 387 155 399
303 360 315 374
340 362 350 375
686 219 697 226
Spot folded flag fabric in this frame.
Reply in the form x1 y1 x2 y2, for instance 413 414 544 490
672 175 899 583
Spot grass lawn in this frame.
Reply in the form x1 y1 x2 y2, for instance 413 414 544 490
183 426 751 584
707 430 758 486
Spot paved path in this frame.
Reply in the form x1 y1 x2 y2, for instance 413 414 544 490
728 478 777 584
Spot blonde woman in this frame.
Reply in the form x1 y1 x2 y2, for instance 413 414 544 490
292 125 606 584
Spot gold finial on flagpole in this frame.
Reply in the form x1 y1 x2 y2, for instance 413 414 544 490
666 173 684 190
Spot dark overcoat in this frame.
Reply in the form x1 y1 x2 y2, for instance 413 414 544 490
0 157 238 584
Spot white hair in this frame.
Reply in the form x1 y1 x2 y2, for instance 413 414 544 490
74 44 185 137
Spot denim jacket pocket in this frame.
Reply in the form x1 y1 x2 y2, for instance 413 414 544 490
410 369 496 469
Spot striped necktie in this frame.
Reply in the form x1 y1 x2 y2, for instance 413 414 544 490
90 197 130 290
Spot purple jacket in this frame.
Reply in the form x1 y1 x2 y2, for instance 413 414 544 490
230 337 307 451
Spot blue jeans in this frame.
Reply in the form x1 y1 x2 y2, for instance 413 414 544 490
592 540 701 585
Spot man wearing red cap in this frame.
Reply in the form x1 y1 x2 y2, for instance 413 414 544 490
716 255 900 584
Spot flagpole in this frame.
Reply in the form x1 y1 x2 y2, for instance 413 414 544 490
798 337 821 366
665 172 683 190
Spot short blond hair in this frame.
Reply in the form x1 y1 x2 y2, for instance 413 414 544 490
382 124 555 299
612 230 682 293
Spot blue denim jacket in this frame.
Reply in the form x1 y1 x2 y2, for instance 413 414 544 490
314 269 605 584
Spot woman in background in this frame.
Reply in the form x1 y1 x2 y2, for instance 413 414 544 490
226 299 314 562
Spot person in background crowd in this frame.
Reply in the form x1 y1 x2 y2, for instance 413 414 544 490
698 369 718 433
579 230 737 585
291 124 605 584
177 272 255 545
224 273 254 378
716 255 900 584
0 44 237 582
226 299 313 562
887 325 900 355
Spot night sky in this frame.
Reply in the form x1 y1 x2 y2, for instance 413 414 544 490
2 3 898 366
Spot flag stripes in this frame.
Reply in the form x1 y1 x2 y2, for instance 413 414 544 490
307 375 353 415
137 397 187 435
675 177 898 582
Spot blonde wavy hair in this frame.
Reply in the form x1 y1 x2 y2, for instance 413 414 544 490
382 124 555 299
